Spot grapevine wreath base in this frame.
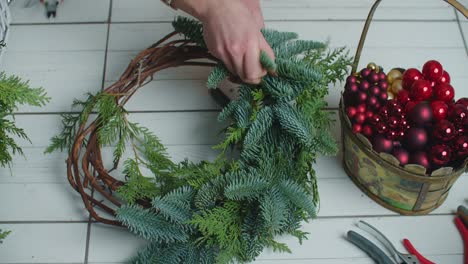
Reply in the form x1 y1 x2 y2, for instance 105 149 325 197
47 17 351 263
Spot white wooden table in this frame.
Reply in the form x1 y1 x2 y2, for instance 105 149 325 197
0 0 467 263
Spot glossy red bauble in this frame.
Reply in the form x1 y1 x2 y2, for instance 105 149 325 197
429 144 452 167
369 114 383 126
409 151 430 169
392 147 410 165
448 104 467 126
396 90 411 106
433 83 455 103
375 122 388 134
422 60 444 81
437 71 451 85
453 135 468 159
387 116 399 129
408 102 433 126
372 135 393 153
455 98 468 111
410 80 432 101
430 100 449 121
405 127 428 150
402 68 423 90
433 120 457 142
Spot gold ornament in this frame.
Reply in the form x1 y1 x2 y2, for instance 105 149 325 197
391 79 403 94
367 62 378 72
387 91 395 100
386 69 403 85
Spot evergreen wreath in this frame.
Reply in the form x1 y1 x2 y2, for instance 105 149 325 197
46 17 351 263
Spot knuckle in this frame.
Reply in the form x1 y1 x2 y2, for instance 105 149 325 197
229 43 245 57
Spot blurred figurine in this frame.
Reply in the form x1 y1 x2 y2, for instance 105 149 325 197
24 0 63 18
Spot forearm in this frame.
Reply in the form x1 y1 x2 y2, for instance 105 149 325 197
170 0 211 20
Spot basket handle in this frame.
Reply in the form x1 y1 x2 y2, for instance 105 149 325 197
352 0 468 73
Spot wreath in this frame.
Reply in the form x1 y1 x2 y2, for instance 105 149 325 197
46 17 351 263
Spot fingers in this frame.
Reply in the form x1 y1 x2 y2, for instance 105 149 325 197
242 39 267 84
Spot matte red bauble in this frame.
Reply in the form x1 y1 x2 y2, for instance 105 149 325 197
429 144 452 167
360 80 370 91
357 104 367 113
380 91 388 101
455 98 468 111
405 127 428 150
366 96 379 108
358 91 368 102
433 120 456 142
346 83 359 93
409 102 433 126
392 147 410 165
370 86 381 96
346 75 357 84
352 123 363 133
437 71 451 85
346 106 357 118
409 151 430 169
430 100 449 121
402 68 423 90
422 60 443 81
372 135 393 153
354 113 366 124
453 135 468 158
365 110 374 120
410 80 432 101
362 125 373 138
433 83 455 102
368 72 380 83
361 68 371 78
378 72 386 81
379 80 389 91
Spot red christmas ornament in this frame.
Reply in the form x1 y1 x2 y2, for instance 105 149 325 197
357 91 368 103
409 102 433 126
405 127 428 150
365 110 374 120
422 60 443 81
433 120 456 142
453 135 468 159
352 123 363 133
359 80 370 91
379 80 389 91
409 151 430 169
378 106 390 119
369 114 383 126
392 147 410 165
346 75 357 84
430 100 449 121
356 104 366 113
370 86 381 96
429 144 452 167
372 135 393 153
375 122 388 134
368 71 380 83
362 125 373 138
386 130 400 140
396 90 411 106
402 68 423 90
346 83 359 93
448 104 467 127
405 101 418 113
410 80 432 101
455 98 468 111
354 113 366 124
379 72 387 81
366 96 379 108
433 83 455 103
387 116 399 129
437 71 451 85
346 106 357 118
361 68 371 78
380 91 388 101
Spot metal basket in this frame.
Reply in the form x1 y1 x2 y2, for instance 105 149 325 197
340 0 468 215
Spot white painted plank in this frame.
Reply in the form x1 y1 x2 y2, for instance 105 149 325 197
7 24 108 51
0 183 89 221
110 0 456 22
87 215 464 262
1 24 107 112
10 0 110 24
0 223 87 263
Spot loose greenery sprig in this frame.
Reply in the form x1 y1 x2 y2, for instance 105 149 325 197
0 72 49 168
47 17 351 264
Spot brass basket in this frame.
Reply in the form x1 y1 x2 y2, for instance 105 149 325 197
340 0 468 215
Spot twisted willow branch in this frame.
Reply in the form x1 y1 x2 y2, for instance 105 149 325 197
66 31 217 226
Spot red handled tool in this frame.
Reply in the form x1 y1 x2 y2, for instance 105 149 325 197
402 239 435 264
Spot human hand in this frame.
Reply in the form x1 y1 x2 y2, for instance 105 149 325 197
173 0 275 84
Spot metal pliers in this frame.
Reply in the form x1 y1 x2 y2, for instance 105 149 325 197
347 220 421 264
